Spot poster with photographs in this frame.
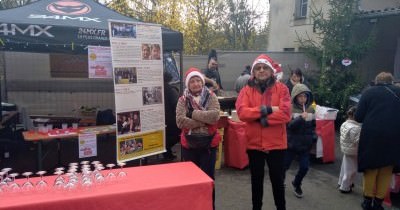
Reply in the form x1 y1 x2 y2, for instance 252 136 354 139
109 20 165 162
88 46 113 79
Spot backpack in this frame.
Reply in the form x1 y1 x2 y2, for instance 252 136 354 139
96 109 115 125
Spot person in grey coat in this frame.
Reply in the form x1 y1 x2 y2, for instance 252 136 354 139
234 65 251 93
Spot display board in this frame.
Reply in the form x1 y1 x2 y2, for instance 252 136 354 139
108 20 165 162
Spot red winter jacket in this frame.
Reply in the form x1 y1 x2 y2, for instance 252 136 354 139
235 81 291 151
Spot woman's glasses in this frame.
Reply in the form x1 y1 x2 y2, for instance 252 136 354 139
254 65 271 71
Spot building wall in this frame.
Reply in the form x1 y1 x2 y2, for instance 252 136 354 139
268 0 400 52
267 0 329 52
4 51 317 123
182 51 319 92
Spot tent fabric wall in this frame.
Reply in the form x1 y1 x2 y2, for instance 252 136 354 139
394 37 400 80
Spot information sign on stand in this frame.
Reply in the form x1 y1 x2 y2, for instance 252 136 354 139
108 20 166 162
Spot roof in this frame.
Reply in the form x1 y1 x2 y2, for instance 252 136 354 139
0 0 183 53
356 6 400 18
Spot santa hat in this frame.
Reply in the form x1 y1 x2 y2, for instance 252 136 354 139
251 54 281 76
185 67 205 87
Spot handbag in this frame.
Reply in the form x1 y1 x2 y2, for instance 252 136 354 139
384 86 400 102
185 133 215 149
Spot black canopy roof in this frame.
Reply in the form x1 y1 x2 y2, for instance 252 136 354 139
0 0 183 54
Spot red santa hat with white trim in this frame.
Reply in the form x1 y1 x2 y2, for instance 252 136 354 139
251 54 282 77
185 67 205 87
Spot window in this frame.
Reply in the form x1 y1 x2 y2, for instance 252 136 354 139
295 0 308 19
283 48 295 52
300 0 308 17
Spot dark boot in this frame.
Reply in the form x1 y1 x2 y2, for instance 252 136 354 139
361 196 373 210
372 198 384 210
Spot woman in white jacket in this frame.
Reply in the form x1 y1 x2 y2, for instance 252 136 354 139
338 106 361 193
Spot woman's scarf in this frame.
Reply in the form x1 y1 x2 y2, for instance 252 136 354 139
183 86 212 110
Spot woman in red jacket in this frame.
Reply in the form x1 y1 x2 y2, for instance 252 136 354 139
235 54 291 210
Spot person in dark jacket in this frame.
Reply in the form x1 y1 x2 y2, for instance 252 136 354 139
284 83 316 198
203 49 223 95
163 71 180 160
284 68 309 94
355 72 400 210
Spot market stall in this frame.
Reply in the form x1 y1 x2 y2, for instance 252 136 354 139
0 0 182 54
0 0 184 109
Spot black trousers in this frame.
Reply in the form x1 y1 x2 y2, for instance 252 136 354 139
247 149 286 210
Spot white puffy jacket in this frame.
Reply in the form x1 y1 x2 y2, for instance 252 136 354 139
340 119 361 155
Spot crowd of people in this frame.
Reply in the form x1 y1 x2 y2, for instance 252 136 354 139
117 112 141 135
119 139 143 155
160 50 400 210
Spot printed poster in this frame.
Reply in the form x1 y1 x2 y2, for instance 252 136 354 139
88 46 113 78
108 20 166 162
78 133 97 158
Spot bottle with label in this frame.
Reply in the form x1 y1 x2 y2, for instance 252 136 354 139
311 101 317 110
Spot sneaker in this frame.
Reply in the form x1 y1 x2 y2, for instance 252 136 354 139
361 198 372 210
292 181 303 198
339 188 352 194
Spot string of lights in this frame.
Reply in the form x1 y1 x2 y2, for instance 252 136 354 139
0 38 100 51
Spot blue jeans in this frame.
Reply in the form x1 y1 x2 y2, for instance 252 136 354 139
284 150 310 186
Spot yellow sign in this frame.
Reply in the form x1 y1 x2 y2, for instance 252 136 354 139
117 130 165 162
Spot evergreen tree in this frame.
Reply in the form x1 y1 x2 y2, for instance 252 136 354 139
297 0 376 118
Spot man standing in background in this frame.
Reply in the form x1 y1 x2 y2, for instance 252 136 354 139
203 49 223 95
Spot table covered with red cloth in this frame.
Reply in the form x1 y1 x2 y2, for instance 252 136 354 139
0 162 213 210
224 119 248 169
223 119 336 169
315 120 335 163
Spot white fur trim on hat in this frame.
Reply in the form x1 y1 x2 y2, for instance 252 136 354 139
185 70 205 87
251 58 276 75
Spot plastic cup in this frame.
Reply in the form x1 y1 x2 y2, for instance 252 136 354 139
38 124 45 133
72 123 78 129
62 123 68 129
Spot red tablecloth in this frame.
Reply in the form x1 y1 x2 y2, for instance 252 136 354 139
224 120 248 169
384 174 400 207
315 120 335 163
223 119 336 168
0 162 213 210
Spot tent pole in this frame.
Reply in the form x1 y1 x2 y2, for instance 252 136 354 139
0 51 7 102
179 50 183 95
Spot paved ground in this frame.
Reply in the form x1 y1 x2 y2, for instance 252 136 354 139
215 160 367 210
1 131 399 210
213 139 400 210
